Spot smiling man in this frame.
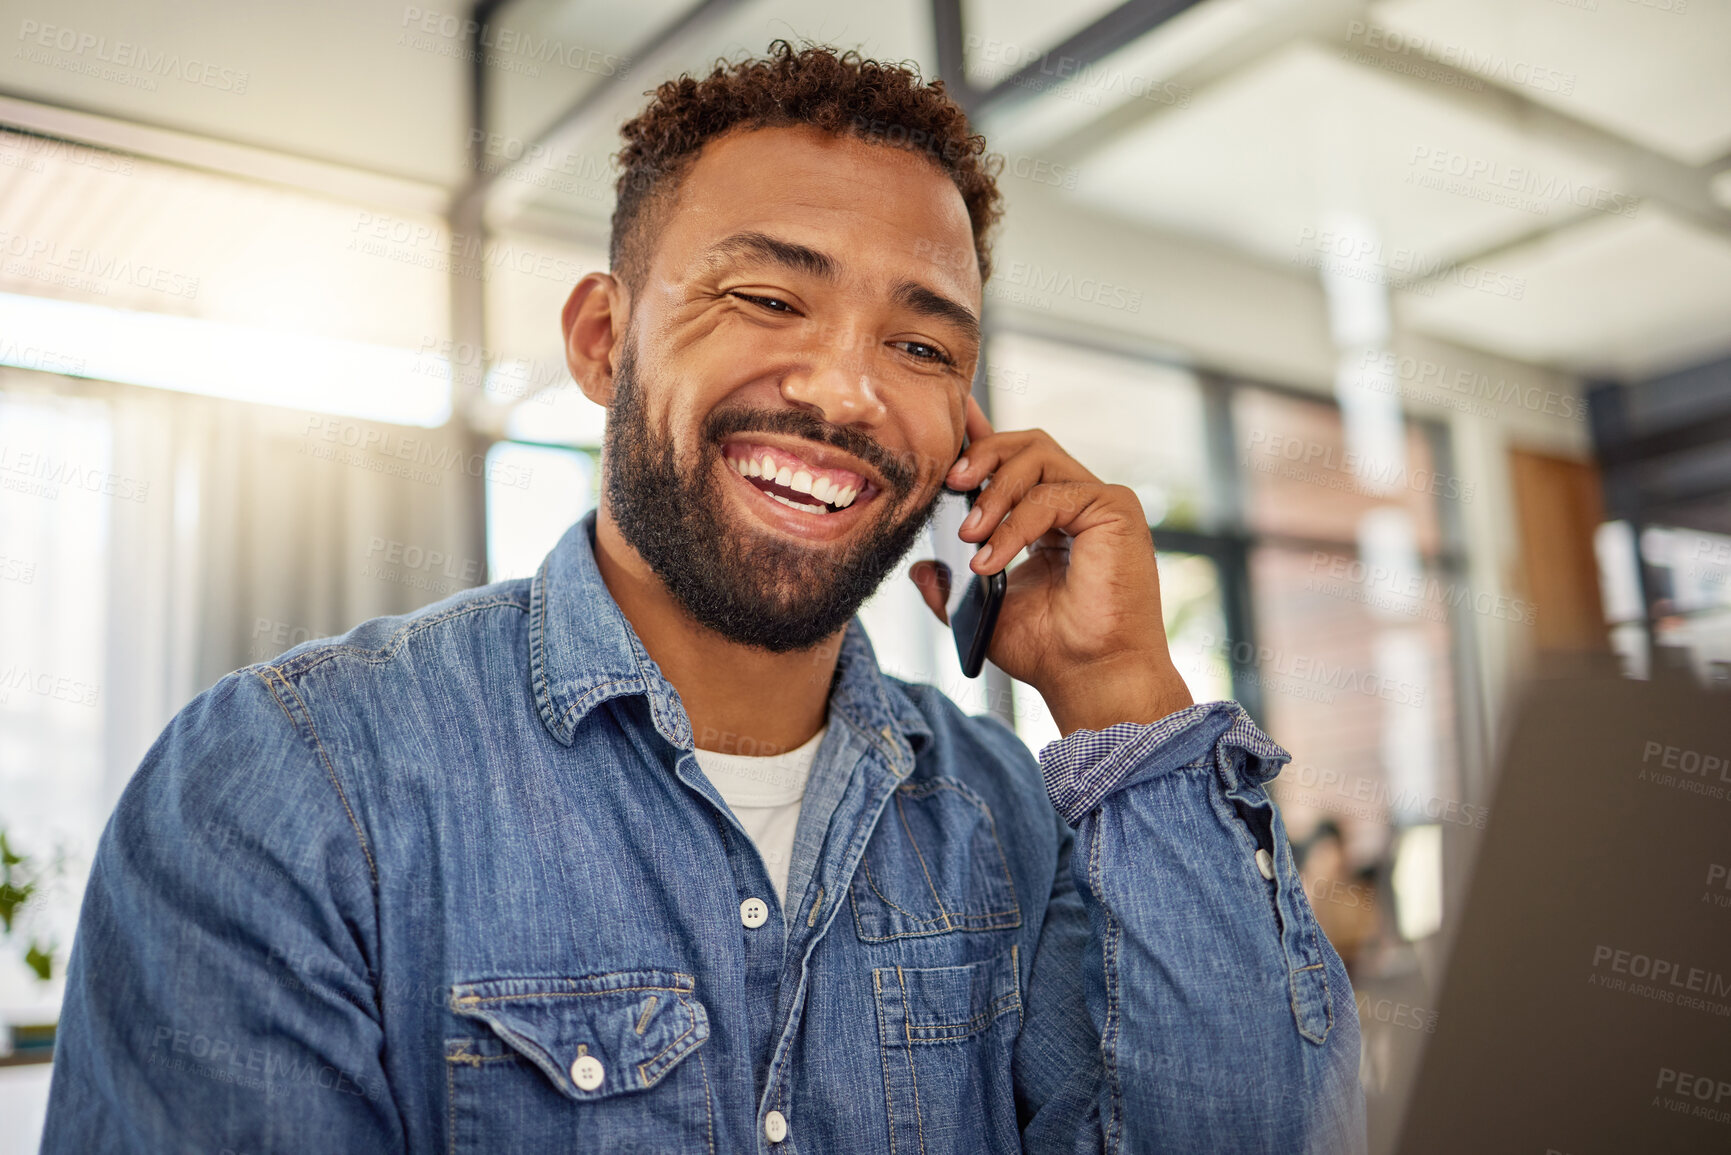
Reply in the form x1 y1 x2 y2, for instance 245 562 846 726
45 43 1364 1155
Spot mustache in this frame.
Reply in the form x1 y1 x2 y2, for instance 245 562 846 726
701 406 920 493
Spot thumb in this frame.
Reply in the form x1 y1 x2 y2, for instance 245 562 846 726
907 560 951 625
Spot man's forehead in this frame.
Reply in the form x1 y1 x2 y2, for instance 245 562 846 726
660 125 982 298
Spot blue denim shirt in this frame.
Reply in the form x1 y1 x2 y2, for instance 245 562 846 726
45 512 1364 1153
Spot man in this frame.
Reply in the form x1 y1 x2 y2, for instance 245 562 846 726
45 43 1363 1153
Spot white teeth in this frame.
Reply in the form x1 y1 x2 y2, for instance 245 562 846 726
812 477 832 502
775 465 794 487
791 470 814 496
769 491 827 514
759 455 776 478
745 456 761 477
835 485 857 507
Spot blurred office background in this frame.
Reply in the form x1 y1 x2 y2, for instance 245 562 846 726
1 0 1728 1149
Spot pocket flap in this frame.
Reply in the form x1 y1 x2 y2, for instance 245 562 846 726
449 970 708 1099
875 946 1022 1045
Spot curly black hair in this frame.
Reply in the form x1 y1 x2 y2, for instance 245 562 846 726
611 40 1003 288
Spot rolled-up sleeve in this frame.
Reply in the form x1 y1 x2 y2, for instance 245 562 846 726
1015 701 1366 1154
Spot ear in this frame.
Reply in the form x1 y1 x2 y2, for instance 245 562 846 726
561 272 628 407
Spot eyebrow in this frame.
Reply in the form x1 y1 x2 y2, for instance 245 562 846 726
704 231 838 281
892 280 980 345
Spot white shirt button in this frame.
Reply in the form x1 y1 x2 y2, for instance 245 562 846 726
740 897 769 928
1255 848 1275 881
764 1109 788 1143
570 1053 605 1091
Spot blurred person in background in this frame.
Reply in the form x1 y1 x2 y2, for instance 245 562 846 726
41 43 1362 1154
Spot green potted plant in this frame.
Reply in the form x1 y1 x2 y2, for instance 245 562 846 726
0 827 68 1062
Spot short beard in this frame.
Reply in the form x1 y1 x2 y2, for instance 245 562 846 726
603 344 937 653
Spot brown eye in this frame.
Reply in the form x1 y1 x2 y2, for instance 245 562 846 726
730 292 795 314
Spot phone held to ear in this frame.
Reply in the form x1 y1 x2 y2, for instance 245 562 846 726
929 483 1007 678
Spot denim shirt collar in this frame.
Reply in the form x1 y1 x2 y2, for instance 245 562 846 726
530 511 933 764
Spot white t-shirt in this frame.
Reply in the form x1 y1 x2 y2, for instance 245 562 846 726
691 725 826 908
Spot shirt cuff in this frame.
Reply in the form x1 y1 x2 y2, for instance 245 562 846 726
1037 701 1291 827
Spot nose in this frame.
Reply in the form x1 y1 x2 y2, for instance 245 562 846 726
779 328 888 428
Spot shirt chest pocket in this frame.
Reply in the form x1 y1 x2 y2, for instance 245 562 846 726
444 970 714 1155
850 777 1022 942
874 947 1024 1155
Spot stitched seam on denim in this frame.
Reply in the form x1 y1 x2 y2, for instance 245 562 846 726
452 983 691 1005
860 858 933 921
895 792 953 929
256 667 379 890
807 886 824 928
1090 819 1125 1155
638 994 702 1084
446 1052 457 1155
897 966 929 1155
554 676 644 734
694 1032 716 1155
271 595 527 679
873 969 900 1155
851 911 1022 942
903 991 1022 1040
529 554 556 730
635 995 659 1035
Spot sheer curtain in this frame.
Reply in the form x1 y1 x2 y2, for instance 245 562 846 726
0 365 481 1021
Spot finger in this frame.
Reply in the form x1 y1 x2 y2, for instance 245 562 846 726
957 441 1052 542
945 427 1036 490
907 559 951 624
971 482 1125 575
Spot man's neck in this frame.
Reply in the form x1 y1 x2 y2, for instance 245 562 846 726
592 512 842 756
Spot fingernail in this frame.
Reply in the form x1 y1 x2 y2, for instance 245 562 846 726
973 544 992 569
948 456 969 478
962 506 982 532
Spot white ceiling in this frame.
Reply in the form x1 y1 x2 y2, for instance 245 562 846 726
1396 208 1731 380
1074 40 1629 272
1371 0 1731 167
1 0 1727 384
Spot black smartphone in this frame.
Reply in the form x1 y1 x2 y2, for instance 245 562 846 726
929 482 1007 678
